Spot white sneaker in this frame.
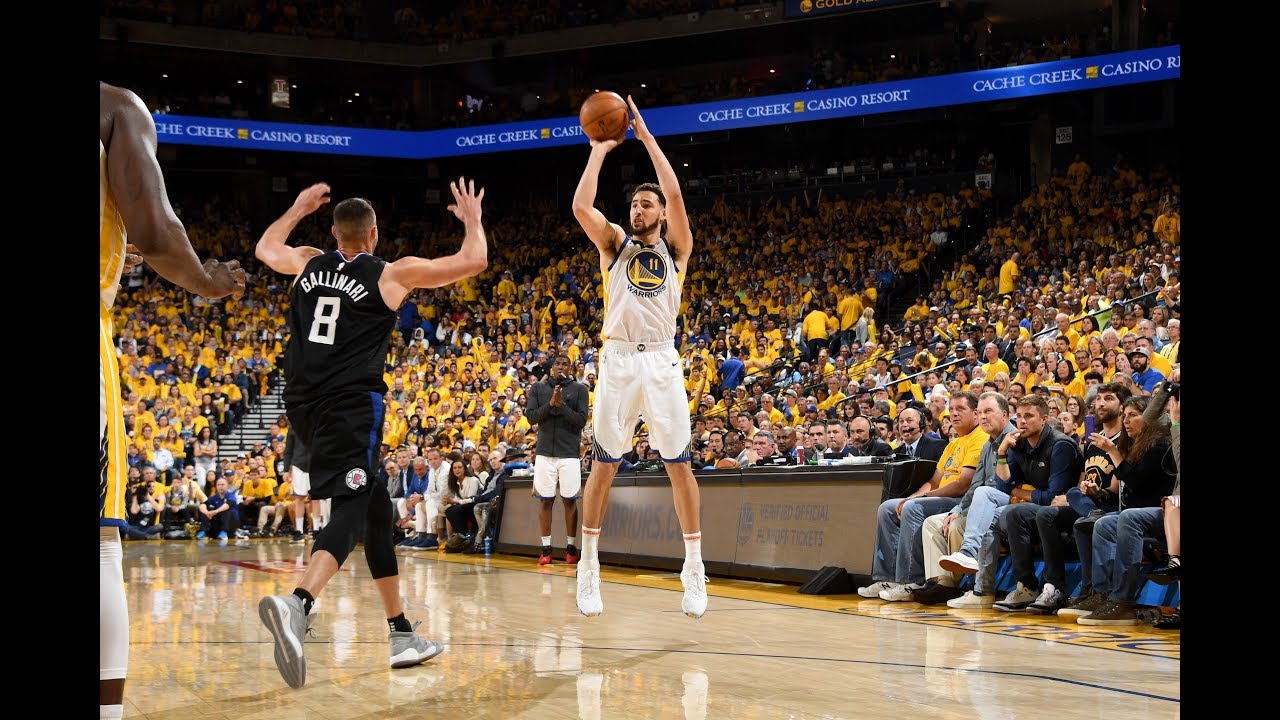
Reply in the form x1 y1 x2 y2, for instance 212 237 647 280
947 590 995 608
938 551 980 574
992 583 1039 612
1027 583 1065 614
576 562 603 617
879 583 924 602
857 581 898 598
681 562 708 618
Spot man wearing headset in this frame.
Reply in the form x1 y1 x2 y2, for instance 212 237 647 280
847 416 894 457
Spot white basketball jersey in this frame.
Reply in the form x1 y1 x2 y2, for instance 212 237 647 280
601 236 683 342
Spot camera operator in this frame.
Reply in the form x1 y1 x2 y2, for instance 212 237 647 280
525 355 590 565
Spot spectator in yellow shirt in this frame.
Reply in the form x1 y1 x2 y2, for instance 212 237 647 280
803 305 832 361
999 252 1021 295
980 342 1011 379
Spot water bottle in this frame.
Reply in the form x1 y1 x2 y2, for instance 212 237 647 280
483 536 492 555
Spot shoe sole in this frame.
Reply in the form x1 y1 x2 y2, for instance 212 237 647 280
938 559 979 575
1026 605 1066 615
992 603 1033 612
390 641 444 669
1076 617 1140 626
258 597 306 689
1057 608 1096 617
947 602 995 608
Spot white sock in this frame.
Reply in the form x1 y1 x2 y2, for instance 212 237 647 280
582 527 601 562
541 535 553 547
684 532 703 565
568 533 578 548
295 517 304 533
100 705 123 719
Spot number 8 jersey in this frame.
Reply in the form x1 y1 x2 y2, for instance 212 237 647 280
283 250 397 405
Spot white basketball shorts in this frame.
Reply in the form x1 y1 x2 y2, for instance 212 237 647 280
591 340 692 463
291 465 311 496
533 456 583 498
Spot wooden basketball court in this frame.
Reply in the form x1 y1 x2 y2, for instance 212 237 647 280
121 539 1180 719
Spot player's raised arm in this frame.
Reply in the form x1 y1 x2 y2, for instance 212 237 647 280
382 177 489 306
571 139 626 259
101 83 245 300
255 183 329 276
627 96 692 267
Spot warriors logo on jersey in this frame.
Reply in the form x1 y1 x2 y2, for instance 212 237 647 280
625 248 668 298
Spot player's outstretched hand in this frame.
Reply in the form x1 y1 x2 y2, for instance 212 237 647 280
626 96 652 142
447 176 485 225
202 259 247 301
292 183 332 216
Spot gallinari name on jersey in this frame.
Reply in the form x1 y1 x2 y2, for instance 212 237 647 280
299 268 371 302
625 247 669 298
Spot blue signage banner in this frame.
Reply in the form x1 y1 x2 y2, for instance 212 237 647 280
154 45 1179 160
784 0 917 20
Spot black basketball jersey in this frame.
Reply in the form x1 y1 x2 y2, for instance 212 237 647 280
283 250 396 403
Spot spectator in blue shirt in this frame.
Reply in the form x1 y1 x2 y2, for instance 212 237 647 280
719 346 745 392
197 476 240 540
1127 347 1165 394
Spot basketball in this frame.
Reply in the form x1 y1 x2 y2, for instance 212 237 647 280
579 91 629 142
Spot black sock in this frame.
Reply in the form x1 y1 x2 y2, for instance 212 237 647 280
388 612 412 633
293 588 315 615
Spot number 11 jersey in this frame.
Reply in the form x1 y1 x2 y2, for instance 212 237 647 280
283 250 397 405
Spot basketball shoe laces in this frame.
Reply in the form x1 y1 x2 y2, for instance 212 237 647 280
683 568 707 600
579 566 600 600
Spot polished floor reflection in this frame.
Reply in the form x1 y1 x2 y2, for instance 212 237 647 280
121 540 1180 719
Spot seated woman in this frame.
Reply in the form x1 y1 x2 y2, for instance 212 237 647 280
441 459 481 537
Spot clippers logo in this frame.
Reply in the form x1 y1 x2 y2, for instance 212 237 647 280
345 468 368 490
626 248 667 298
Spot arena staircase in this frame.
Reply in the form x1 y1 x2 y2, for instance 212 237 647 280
218 382 287 462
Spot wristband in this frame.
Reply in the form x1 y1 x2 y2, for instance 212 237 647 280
996 459 1008 465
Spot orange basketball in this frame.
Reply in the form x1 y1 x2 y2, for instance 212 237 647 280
579 91 630 142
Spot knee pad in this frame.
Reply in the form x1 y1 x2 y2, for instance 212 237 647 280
312 492 369 567
364 483 398 579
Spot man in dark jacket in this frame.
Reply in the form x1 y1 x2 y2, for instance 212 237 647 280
992 395 1083 614
523 356 589 565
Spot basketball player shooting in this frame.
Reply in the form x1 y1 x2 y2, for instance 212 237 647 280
253 177 488 688
571 96 707 619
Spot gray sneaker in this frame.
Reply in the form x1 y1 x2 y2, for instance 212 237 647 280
389 628 445 669
1058 589 1107 618
992 583 1039 612
259 594 310 688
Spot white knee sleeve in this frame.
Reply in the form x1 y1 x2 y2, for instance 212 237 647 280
100 528 129 681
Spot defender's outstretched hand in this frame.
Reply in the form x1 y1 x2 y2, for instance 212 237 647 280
447 176 485 224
